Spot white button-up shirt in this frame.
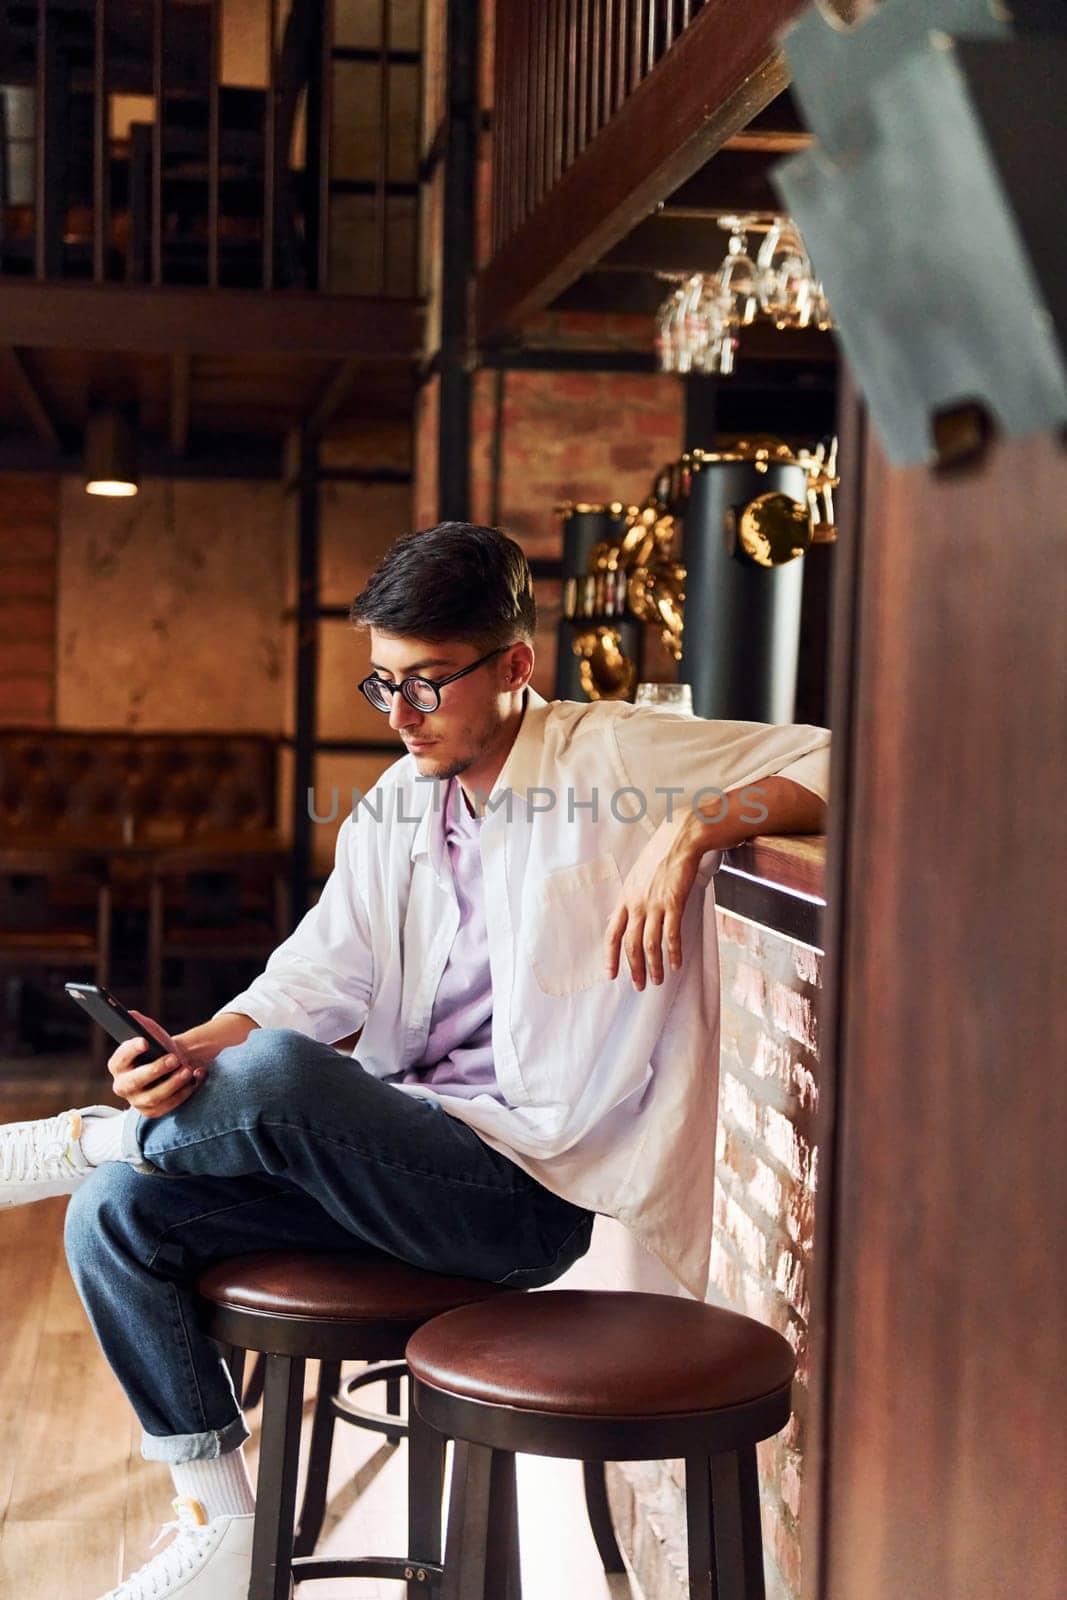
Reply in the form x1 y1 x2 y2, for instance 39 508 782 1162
220 688 831 1297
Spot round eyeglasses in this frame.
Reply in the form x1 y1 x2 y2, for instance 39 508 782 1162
359 645 513 714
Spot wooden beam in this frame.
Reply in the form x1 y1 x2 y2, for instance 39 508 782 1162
711 72 809 158
0 348 62 447
475 0 808 341
723 128 812 153
0 432 282 479
0 284 421 359
169 353 191 455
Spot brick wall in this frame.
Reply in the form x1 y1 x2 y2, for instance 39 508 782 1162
0 475 59 727
710 908 821 1600
470 361 684 553
477 356 683 697
412 312 686 698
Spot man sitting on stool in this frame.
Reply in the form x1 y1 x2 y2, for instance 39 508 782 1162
0 521 830 1600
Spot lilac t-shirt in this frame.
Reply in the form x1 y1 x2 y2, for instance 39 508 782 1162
396 776 504 1103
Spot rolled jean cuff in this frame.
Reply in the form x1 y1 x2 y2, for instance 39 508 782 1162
119 1107 166 1176
141 1414 251 1463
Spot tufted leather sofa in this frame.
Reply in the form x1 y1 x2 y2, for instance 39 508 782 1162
0 730 278 846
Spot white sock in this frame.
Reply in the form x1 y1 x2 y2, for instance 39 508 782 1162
79 1108 128 1166
170 1447 257 1520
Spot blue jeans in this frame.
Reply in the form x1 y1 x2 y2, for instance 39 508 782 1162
63 1028 594 1463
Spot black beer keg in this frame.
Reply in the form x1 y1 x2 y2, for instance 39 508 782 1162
555 616 646 703
554 502 644 702
557 502 632 586
678 446 812 724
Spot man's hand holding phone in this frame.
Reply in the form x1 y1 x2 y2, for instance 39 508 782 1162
107 1012 205 1117
108 1011 258 1119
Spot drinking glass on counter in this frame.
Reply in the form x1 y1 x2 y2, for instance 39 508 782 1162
634 682 694 715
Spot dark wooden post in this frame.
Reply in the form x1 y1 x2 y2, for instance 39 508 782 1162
437 0 478 522
289 429 320 922
808 394 1067 1599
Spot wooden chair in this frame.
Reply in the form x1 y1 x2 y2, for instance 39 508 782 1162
0 848 112 1071
147 847 289 1022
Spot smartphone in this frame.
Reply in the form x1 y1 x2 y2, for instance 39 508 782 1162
64 983 167 1063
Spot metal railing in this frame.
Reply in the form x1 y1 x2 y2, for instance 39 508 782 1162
0 0 419 294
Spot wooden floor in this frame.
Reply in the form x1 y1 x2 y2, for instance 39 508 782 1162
0 1055 641 1599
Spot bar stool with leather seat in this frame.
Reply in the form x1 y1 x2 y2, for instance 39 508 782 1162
407 1289 797 1600
195 1248 524 1600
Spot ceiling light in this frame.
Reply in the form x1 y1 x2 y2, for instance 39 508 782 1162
84 408 139 497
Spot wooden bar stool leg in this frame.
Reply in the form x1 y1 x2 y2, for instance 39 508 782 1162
484 1450 520 1600
386 1366 404 1445
293 1359 342 1557
407 1404 447 1597
735 1446 767 1600
242 1350 267 1409
582 1459 626 1574
441 1439 495 1600
685 1452 714 1600
249 1352 306 1600
706 1449 766 1600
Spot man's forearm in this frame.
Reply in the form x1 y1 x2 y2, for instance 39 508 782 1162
178 1011 260 1055
737 775 827 837
687 775 827 854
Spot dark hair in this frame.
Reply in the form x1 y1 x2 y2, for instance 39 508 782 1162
349 521 537 648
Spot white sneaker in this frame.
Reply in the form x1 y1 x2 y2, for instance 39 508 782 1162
0 1104 118 1207
101 1496 255 1599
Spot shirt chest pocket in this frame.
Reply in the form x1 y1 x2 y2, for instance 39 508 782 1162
525 854 624 997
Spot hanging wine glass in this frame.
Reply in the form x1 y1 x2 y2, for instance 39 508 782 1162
653 279 687 372
756 217 814 329
716 332 739 375
699 328 739 375
675 273 707 374
717 219 760 328
811 278 835 331
687 274 730 372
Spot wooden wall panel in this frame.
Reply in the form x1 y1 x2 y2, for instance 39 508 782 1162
812 425 1067 1600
